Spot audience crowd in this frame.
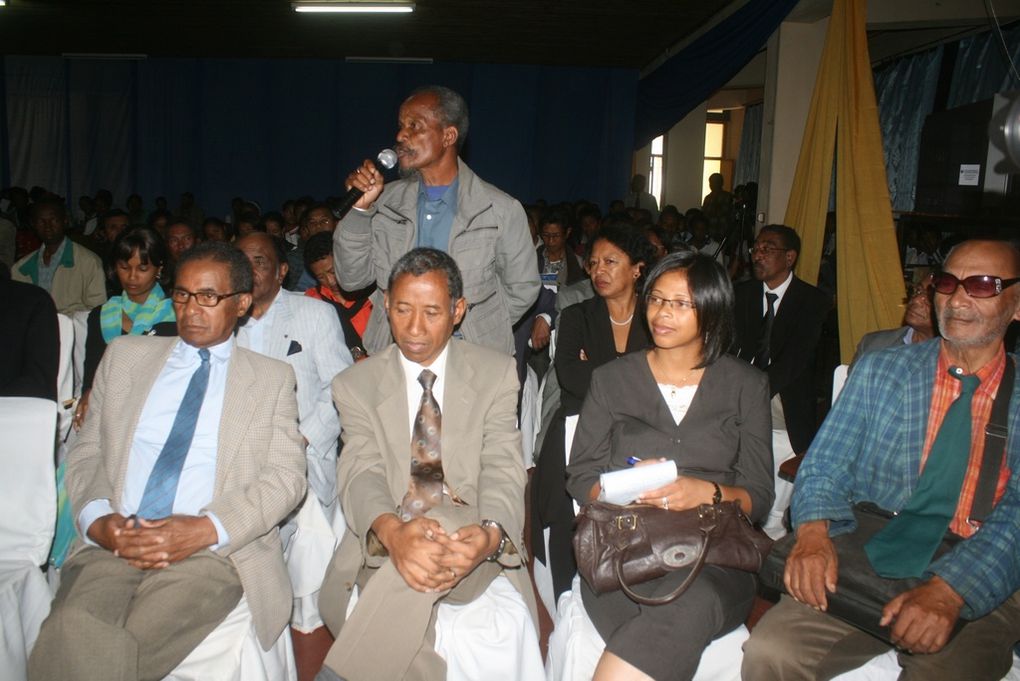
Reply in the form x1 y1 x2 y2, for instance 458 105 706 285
2 83 1019 681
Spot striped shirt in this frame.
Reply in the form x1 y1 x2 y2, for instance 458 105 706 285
921 348 1010 537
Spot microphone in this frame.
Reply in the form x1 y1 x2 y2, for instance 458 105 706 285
334 149 398 220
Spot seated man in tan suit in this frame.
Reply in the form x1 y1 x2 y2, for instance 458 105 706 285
29 242 307 681
317 247 537 681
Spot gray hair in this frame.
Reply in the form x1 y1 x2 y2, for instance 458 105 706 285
388 247 464 306
410 85 469 148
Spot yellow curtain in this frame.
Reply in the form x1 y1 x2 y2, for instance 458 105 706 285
784 0 904 362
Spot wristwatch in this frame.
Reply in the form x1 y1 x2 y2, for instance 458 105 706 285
711 481 723 505
480 519 507 562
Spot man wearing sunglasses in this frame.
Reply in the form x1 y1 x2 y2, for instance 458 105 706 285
30 242 306 681
745 240 1020 680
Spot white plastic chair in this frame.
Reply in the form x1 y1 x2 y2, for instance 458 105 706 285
344 575 544 681
832 363 849 403
0 397 58 681
284 492 340 633
520 366 540 469
545 575 747 681
164 597 296 681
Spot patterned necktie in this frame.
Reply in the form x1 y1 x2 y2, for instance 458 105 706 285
136 348 212 519
399 369 447 521
752 292 778 368
865 367 980 578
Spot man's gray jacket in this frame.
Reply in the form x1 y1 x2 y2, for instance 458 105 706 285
333 158 540 356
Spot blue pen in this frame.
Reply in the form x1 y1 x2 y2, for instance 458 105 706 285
626 456 642 466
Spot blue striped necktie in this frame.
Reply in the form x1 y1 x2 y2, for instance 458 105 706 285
136 348 211 519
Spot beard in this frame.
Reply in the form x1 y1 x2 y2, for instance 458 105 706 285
937 305 1012 348
398 164 421 180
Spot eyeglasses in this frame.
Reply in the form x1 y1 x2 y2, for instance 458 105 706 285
540 232 565 240
170 288 245 307
748 245 788 256
930 272 1020 298
646 294 696 311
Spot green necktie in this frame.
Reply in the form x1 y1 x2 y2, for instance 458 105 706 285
865 366 980 578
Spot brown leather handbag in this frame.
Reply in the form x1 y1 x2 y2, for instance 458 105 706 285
573 500 773 605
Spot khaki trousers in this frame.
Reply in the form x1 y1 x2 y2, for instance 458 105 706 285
29 546 242 681
742 593 1020 681
321 505 500 681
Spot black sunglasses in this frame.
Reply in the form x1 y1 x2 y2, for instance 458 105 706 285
930 272 1020 299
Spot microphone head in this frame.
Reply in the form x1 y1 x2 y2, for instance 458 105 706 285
377 148 398 170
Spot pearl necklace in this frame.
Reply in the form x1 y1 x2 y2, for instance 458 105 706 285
609 313 633 326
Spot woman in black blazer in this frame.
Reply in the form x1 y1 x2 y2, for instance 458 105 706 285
531 224 653 599
566 251 774 681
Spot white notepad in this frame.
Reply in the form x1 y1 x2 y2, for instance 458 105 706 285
599 460 678 505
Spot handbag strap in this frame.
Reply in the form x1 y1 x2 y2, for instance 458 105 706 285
970 356 1015 523
613 509 718 606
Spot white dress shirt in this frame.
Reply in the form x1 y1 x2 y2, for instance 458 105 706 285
761 271 794 316
79 337 233 548
236 289 282 355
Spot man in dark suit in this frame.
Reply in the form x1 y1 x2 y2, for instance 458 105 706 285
732 224 830 538
0 276 59 400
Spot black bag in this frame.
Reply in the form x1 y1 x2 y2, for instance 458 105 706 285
574 500 773 606
759 503 966 643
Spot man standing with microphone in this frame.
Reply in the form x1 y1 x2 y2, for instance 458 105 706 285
333 85 540 356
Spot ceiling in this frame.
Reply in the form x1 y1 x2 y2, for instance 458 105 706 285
0 0 735 69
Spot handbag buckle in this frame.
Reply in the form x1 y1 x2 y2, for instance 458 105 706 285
616 514 638 531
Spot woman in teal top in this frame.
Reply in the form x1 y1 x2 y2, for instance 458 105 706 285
75 226 177 428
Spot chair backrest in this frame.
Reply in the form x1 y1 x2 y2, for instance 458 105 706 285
56 314 74 408
71 310 90 396
832 364 850 404
0 397 57 565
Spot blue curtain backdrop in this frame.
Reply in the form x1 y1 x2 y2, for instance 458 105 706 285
734 102 762 186
873 46 943 212
947 23 1020 108
1 57 638 214
633 0 799 150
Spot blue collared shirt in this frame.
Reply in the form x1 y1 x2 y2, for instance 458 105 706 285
416 177 459 250
36 238 68 292
78 337 233 548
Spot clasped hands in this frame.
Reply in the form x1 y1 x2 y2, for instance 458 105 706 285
373 514 501 593
88 513 218 570
785 520 965 655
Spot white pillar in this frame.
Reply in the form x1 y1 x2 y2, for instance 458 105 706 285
757 18 828 229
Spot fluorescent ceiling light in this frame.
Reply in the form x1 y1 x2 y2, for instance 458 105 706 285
293 2 414 13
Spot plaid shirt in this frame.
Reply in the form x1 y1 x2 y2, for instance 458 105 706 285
792 339 1020 618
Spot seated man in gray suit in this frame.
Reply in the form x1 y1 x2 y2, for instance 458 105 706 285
235 232 352 663
851 276 936 369
29 242 307 681
317 247 537 681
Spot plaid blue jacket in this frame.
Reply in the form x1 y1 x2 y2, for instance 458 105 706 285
791 339 1020 618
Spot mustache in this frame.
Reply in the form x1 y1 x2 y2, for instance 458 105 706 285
939 307 976 323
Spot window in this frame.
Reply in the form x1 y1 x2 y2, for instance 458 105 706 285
648 135 665 206
703 110 726 200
